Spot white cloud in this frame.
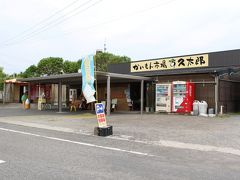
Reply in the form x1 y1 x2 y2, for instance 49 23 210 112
0 0 240 74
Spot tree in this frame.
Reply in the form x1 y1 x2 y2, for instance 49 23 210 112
19 52 131 78
77 59 82 67
63 60 80 74
37 57 63 76
22 65 39 78
95 52 131 72
0 67 6 91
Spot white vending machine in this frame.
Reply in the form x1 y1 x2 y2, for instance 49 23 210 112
69 89 77 102
172 81 186 112
155 83 172 112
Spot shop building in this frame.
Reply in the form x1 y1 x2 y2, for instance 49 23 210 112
16 72 151 115
3 79 28 103
108 49 240 113
4 49 240 115
2 80 67 105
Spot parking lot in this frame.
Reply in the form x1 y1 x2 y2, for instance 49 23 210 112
1 103 240 179
1 103 240 150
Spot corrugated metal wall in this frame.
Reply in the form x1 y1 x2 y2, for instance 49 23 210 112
108 49 240 113
219 80 240 112
156 74 216 109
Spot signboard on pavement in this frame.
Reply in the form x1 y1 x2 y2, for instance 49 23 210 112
95 103 107 127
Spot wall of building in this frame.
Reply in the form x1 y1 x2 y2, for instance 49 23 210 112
97 83 130 111
3 83 28 103
107 49 240 113
108 49 240 76
51 84 66 105
219 80 240 112
156 74 216 109
4 83 20 103
4 83 11 102
13 85 20 102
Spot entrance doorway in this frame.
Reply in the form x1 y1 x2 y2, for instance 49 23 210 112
19 86 24 103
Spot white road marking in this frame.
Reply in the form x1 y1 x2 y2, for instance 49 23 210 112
0 160 6 164
1 123 240 157
0 121 92 135
0 127 155 157
109 136 240 157
154 140 240 156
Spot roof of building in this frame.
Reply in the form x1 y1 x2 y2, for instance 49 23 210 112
18 71 153 84
5 79 28 84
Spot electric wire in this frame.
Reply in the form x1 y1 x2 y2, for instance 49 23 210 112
2 0 99 46
1 0 100 47
0 0 83 45
0 0 175 48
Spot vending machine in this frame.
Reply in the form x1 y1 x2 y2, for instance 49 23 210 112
172 81 195 113
155 83 172 112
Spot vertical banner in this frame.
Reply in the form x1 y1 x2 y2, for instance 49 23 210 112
81 55 96 103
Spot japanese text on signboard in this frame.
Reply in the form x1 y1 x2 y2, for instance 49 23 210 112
131 54 208 72
95 103 107 127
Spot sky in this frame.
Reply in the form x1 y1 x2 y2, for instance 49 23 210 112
0 0 240 74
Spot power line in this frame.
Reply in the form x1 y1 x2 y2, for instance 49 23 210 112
2 0 99 46
1 0 175 48
0 0 83 45
1 0 98 46
56 0 178 37
3 0 103 47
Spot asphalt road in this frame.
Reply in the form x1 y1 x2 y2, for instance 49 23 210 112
1 122 240 180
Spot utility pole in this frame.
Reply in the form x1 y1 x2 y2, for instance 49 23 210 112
104 38 107 52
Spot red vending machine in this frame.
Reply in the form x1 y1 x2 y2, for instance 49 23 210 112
172 81 195 113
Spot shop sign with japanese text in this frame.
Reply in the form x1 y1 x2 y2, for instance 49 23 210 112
95 103 107 127
131 54 208 72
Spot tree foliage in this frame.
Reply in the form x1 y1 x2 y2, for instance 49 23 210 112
37 57 64 76
22 65 39 78
18 52 131 78
63 60 80 73
95 52 131 72
0 67 6 91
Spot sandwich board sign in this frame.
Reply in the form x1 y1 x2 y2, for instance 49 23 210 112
95 103 107 127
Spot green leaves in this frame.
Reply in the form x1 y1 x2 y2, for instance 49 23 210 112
37 57 64 76
0 67 6 91
17 52 131 78
95 52 131 72
63 60 80 73
22 65 39 78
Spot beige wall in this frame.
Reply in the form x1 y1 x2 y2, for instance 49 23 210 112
51 84 67 105
97 83 130 111
5 83 23 103
13 85 20 102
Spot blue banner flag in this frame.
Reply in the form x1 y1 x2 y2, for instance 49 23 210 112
81 55 96 103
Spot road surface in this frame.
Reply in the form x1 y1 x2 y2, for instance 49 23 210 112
1 122 240 180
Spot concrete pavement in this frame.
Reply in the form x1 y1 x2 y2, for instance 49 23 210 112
1 104 240 179
1 122 240 180
1 103 240 150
